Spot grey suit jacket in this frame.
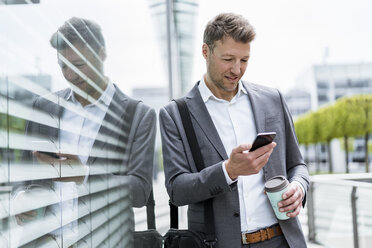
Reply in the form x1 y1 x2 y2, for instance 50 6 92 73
160 81 309 248
24 84 156 207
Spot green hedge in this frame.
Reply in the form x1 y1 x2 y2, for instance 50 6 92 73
295 94 372 144
294 94 372 172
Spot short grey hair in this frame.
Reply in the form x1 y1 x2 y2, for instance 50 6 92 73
50 17 105 53
203 13 256 51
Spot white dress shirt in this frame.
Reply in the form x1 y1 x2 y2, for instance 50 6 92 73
59 82 115 164
198 78 278 232
56 82 115 242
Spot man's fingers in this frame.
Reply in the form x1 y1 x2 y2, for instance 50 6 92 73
279 186 302 213
282 184 296 199
23 210 37 217
279 190 299 207
250 142 276 158
16 210 38 225
287 204 301 218
33 151 58 164
56 153 74 160
251 154 269 172
33 151 45 159
279 197 301 212
33 151 58 160
253 148 274 168
232 144 251 154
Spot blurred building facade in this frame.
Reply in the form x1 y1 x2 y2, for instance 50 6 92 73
285 62 372 171
286 63 372 118
147 0 198 99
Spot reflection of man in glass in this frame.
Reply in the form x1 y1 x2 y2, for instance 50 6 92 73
16 17 156 246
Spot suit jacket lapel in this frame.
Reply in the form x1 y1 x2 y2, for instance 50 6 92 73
88 85 128 165
243 81 274 180
243 82 266 134
185 84 228 160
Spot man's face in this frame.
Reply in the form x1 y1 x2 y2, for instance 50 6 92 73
203 37 251 98
58 43 104 97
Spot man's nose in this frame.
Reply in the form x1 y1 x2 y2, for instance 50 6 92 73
63 67 78 81
231 62 241 75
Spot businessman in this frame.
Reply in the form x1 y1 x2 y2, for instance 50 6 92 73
160 13 309 247
17 17 156 246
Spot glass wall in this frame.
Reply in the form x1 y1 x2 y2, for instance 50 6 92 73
0 1 159 247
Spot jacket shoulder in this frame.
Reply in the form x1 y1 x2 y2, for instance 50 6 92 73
243 81 283 101
244 81 280 93
113 86 155 115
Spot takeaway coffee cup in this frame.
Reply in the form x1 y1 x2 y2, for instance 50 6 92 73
264 175 291 220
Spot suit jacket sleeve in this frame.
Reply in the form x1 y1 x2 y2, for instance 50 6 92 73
278 90 310 206
160 105 231 207
127 103 157 207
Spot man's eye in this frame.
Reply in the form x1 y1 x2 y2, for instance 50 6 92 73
223 58 232 61
241 60 248 63
75 64 85 67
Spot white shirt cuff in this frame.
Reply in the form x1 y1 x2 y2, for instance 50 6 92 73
291 180 305 198
222 161 238 185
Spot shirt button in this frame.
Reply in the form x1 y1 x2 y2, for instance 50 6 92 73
234 212 240 217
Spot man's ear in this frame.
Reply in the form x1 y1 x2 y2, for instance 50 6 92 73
98 47 107 61
202 43 209 59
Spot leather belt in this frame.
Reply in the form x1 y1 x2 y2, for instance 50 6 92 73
241 224 283 244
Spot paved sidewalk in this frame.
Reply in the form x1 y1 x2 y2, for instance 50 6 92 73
134 172 323 247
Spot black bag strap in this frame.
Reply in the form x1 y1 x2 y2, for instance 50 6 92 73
171 98 216 245
174 99 205 172
169 199 179 229
146 189 156 229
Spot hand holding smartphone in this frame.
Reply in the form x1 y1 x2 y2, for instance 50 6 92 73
31 140 61 159
249 132 276 152
38 151 60 159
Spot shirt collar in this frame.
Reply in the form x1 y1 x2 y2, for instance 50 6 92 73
199 75 247 103
67 81 115 107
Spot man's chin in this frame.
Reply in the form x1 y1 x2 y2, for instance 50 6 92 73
73 81 86 87
222 81 239 91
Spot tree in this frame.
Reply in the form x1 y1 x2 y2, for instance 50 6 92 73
317 105 340 173
295 94 372 174
295 111 322 172
295 115 310 164
333 97 364 172
355 95 372 172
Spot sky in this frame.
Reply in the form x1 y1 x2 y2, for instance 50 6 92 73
1 0 372 95
192 0 372 93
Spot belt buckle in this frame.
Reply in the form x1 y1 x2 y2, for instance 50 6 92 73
242 233 248 244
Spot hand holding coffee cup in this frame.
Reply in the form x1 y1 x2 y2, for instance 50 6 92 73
264 176 304 220
278 181 304 218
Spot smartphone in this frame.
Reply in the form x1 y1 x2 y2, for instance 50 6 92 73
249 132 276 152
31 140 60 159
38 151 60 159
